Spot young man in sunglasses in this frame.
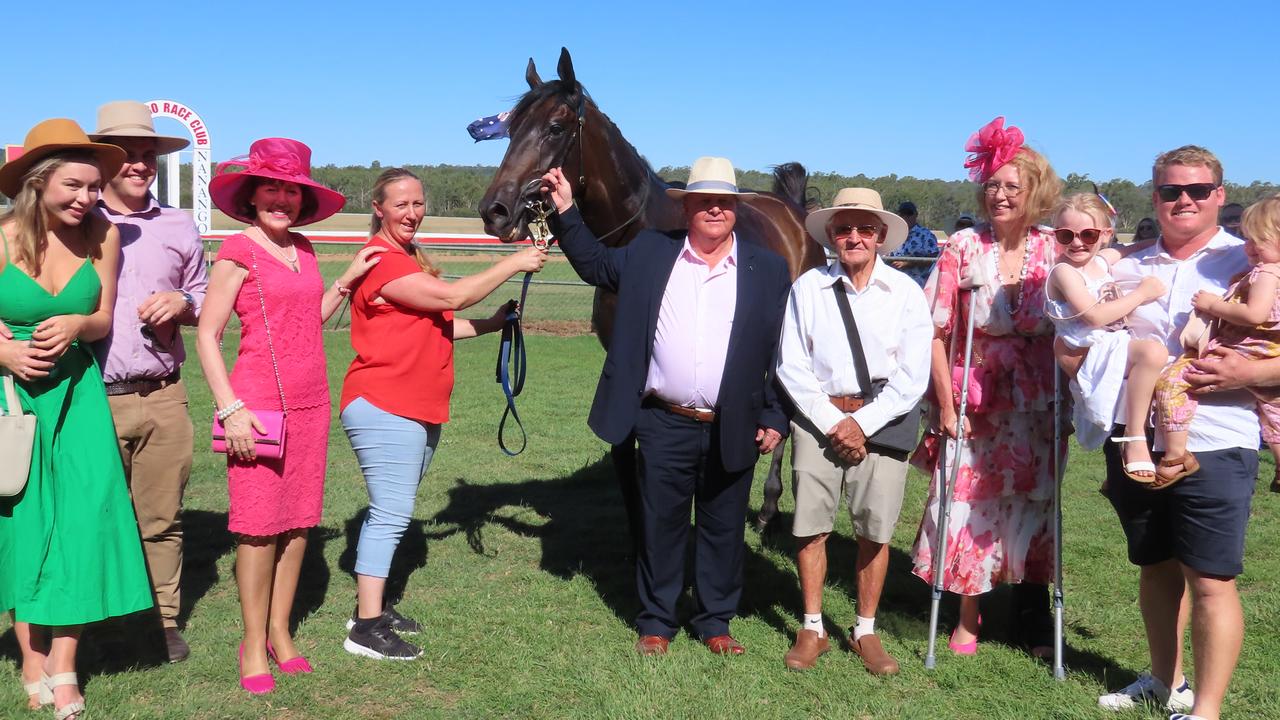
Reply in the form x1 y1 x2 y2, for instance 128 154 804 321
1098 145 1254 720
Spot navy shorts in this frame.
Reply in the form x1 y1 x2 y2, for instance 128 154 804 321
1104 430 1258 578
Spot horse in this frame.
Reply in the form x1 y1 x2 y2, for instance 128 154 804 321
478 47 825 549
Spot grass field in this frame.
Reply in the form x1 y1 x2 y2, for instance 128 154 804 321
2 300 1278 719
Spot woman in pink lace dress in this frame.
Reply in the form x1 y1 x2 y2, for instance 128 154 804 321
910 117 1065 658
196 138 382 694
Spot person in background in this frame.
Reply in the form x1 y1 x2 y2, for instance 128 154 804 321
340 168 547 660
888 200 940 286
197 138 383 694
88 100 208 664
1133 217 1160 244
954 213 976 233
1220 202 1244 239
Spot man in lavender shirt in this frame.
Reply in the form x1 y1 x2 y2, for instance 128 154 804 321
89 101 208 663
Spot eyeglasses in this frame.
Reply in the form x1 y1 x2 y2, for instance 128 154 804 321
1053 227 1107 246
1156 183 1218 203
832 224 881 240
982 181 1022 198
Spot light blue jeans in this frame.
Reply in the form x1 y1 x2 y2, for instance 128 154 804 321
341 396 441 578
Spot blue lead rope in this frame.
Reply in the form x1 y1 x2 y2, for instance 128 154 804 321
495 271 535 456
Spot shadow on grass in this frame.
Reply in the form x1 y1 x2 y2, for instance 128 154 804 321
337 508 454 606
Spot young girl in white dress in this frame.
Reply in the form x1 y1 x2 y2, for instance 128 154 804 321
1044 193 1168 482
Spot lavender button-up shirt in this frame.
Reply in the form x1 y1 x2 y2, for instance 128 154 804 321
93 196 208 383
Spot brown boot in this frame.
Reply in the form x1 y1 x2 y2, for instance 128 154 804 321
847 633 900 676
783 629 829 670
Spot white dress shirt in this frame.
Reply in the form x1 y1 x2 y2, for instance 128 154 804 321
777 258 933 435
645 236 738 409
1112 228 1258 451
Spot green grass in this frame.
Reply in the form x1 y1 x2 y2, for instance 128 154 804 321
2 329 1278 719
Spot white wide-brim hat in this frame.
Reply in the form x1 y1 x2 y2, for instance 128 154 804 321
805 187 909 256
665 156 758 199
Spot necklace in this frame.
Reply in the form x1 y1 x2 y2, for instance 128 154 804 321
989 231 1033 314
251 226 298 270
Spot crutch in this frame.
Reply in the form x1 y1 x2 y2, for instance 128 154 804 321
1052 366 1066 680
924 284 979 670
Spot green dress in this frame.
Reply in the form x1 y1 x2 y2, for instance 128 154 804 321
0 235 152 625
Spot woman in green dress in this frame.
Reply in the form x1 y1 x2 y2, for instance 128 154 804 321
0 119 153 719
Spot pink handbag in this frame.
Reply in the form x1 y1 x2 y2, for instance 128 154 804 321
212 245 289 460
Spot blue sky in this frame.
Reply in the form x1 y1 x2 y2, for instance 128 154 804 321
8 0 1277 183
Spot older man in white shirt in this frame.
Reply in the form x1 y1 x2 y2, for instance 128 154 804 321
776 188 932 674
1097 146 1256 720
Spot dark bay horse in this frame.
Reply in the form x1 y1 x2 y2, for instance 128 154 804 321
478 48 825 545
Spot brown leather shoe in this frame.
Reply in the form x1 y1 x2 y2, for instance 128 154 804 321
634 635 669 656
847 633 899 676
783 629 829 670
164 627 190 664
703 635 745 655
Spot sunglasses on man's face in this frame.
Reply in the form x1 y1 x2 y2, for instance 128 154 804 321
1156 183 1218 203
1053 227 1107 246
832 224 881 240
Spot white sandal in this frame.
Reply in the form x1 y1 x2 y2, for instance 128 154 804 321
23 678 47 708
1111 436 1157 483
42 672 84 720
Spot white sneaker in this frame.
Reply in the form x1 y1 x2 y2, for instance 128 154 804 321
1098 673 1194 712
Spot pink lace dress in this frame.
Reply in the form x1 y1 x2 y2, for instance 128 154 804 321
215 233 330 536
909 226 1065 595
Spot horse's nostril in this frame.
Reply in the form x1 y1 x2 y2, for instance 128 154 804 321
484 202 510 222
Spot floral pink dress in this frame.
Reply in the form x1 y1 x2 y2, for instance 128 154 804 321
215 233 330 536
910 225 1064 595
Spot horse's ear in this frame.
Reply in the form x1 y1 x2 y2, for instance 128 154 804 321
556 47 576 90
525 58 542 90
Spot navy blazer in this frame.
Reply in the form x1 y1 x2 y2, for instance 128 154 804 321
552 206 791 473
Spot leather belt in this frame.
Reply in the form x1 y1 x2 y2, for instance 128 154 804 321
829 394 866 413
104 371 180 397
643 396 716 423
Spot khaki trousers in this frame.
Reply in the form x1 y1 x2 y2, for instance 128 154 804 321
108 379 193 628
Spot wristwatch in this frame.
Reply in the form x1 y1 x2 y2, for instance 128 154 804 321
179 291 194 310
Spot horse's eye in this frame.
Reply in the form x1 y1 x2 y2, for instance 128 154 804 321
548 124 565 138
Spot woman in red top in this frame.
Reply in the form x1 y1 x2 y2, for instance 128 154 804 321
340 168 547 660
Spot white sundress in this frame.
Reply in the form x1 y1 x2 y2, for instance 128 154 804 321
1045 256 1132 450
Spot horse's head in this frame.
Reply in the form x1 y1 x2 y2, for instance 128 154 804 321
480 47 591 242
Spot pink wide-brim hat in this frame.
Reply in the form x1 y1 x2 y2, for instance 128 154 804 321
209 137 345 227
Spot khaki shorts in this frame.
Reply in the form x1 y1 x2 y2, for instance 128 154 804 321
790 421 909 543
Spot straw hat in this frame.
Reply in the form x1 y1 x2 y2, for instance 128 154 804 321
0 118 126 197
89 100 190 154
209 138 345 227
665 156 758 199
805 187 909 255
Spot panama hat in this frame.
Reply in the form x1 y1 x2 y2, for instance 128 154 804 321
805 187 909 256
89 100 190 154
665 156 758 199
209 137 345 227
0 118 126 198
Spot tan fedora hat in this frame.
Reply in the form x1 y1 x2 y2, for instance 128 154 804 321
89 100 190 154
805 187 909 256
665 156 758 199
0 118 126 198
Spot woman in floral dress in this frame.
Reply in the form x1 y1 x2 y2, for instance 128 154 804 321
910 117 1064 657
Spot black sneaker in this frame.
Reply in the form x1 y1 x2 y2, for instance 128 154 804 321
343 618 423 660
344 605 422 635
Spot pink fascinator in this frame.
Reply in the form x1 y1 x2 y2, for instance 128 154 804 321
963 116 1025 183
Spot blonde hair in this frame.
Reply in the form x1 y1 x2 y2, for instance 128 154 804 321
370 167 439 277
975 146 1062 227
1053 193 1115 231
0 151 100 276
1153 145 1223 186
1241 195 1280 251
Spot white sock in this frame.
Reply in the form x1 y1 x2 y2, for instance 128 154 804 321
853 615 876 640
803 613 825 637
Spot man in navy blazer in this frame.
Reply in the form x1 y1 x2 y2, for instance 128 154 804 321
542 158 790 656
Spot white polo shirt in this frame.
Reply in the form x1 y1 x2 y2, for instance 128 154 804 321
1112 228 1258 451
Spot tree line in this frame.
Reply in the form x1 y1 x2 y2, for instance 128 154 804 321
170 162 1279 233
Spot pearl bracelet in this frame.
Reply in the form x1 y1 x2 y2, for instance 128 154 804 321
216 399 245 422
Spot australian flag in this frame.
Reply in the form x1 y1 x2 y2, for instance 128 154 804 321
467 111 511 142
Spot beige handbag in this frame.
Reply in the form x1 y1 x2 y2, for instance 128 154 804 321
0 371 36 497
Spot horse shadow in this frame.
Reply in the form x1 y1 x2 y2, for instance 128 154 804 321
337 508 455 606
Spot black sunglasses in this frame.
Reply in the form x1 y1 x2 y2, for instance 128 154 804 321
1156 183 1218 203
1054 227 1106 246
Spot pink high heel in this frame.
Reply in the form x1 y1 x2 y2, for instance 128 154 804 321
267 640 313 674
238 643 275 694
948 615 982 656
